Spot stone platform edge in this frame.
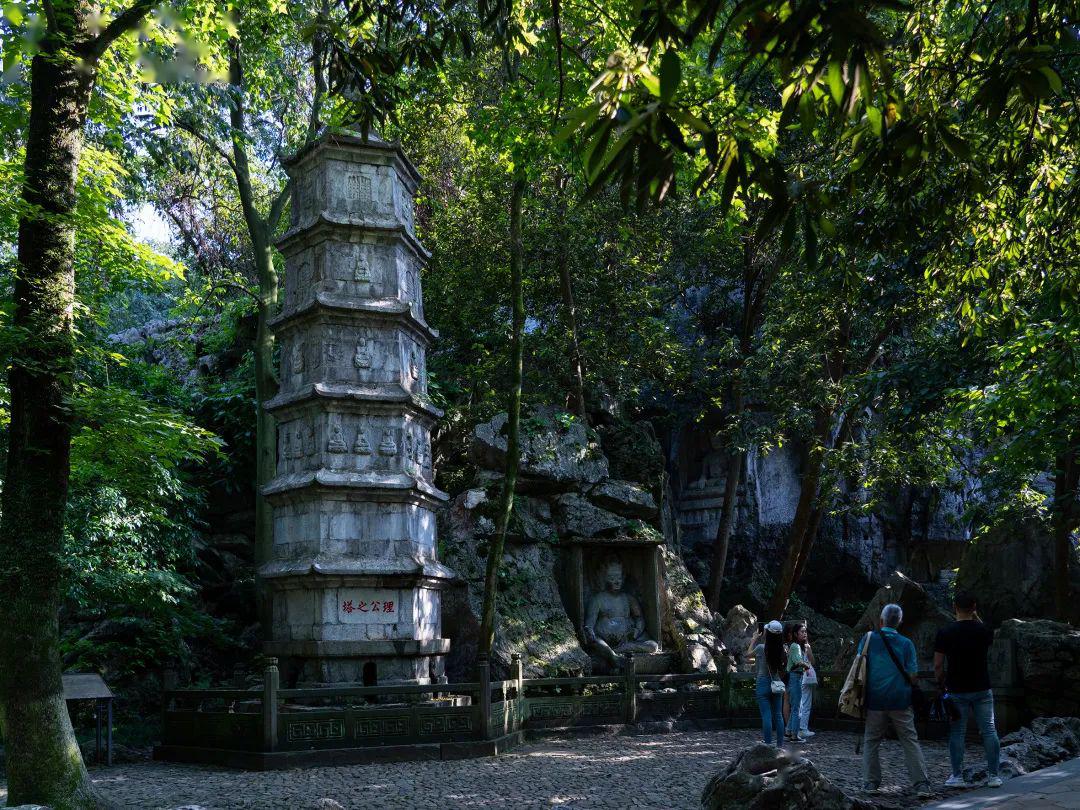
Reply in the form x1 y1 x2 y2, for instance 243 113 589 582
153 731 525 770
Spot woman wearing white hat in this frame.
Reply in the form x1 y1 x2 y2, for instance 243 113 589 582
747 620 787 747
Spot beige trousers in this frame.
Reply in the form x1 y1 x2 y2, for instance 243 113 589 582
862 708 930 787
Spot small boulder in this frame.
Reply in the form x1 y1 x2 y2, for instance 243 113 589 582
720 605 758 672
685 642 716 673
963 716 1080 784
310 801 346 810
588 479 658 519
701 744 873 810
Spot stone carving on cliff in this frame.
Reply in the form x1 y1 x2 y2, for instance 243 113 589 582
584 559 660 667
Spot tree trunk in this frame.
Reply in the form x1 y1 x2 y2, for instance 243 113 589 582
705 384 745 612
226 40 283 636
478 174 527 656
556 251 587 421
766 407 831 619
251 229 279 634
1052 435 1080 621
0 48 103 810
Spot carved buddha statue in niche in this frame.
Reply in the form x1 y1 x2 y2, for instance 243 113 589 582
583 559 659 668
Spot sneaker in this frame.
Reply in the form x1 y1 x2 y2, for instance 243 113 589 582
915 782 933 798
862 783 879 794
945 774 967 788
801 730 816 738
986 776 1004 788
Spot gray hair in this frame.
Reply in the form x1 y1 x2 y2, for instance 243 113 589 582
881 603 903 628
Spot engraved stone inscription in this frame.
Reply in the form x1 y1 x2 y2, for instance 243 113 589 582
347 174 373 211
409 346 421 380
353 256 371 282
338 588 399 623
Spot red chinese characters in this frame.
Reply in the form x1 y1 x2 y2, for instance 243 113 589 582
341 597 397 616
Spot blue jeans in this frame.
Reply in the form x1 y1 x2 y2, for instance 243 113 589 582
948 689 1000 777
786 671 803 736
755 676 785 744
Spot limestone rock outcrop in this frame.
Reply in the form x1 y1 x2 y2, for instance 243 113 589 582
471 408 608 490
956 514 1080 627
443 408 722 679
962 716 1080 784
660 544 730 673
995 619 1080 718
588 479 659 520
440 486 590 679
720 605 758 672
700 744 873 810
838 572 953 671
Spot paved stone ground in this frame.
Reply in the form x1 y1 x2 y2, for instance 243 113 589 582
0 730 991 809
922 755 1080 810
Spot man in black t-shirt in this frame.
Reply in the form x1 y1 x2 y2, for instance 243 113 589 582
934 592 1001 788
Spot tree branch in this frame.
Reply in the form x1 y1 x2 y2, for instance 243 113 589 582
268 180 292 235
81 0 157 61
176 119 238 175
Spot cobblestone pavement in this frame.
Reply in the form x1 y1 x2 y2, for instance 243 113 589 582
0 730 989 809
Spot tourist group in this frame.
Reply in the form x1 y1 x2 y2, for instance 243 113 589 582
748 591 1000 798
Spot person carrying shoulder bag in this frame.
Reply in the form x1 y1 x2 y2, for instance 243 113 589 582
857 603 932 798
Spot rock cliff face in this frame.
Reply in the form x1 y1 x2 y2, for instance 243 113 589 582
996 619 1080 719
668 421 974 614
439 408 728 678
957 514 1080 627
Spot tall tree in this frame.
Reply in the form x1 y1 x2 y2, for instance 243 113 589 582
0 1 167 805
478 170 527 654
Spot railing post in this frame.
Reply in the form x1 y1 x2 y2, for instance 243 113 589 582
263 657 279 752
478 654 492 740
511 653 523 695
623 653 636 724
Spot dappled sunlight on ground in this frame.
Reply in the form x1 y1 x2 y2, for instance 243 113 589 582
0 729 988 809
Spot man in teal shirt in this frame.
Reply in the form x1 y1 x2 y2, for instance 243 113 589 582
857 603 931 797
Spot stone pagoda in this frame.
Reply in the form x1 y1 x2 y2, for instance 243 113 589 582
260 131 452 686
